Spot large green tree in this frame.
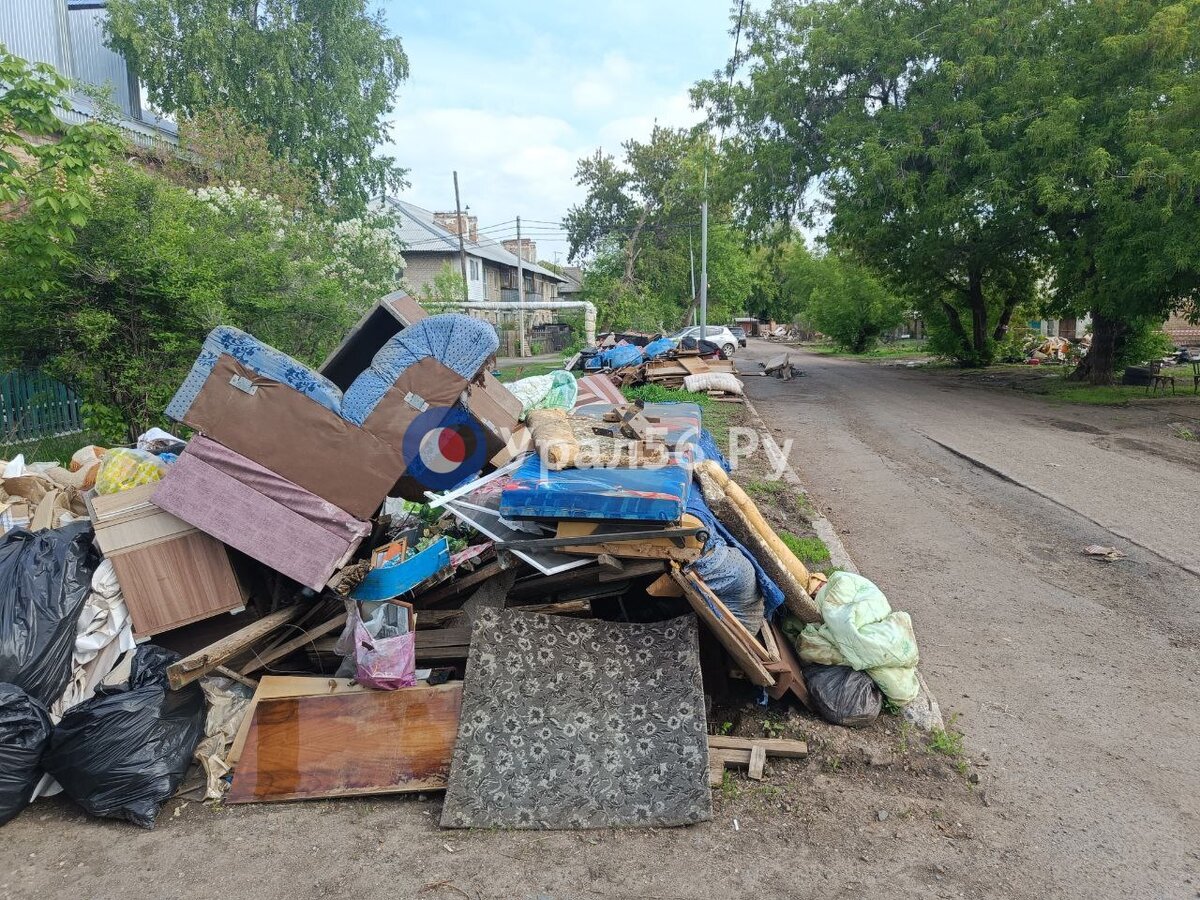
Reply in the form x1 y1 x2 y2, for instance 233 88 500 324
1026 0 1200 383
105 0 409 214
566 127 753 331
697 0 1047 366
0 48 120 309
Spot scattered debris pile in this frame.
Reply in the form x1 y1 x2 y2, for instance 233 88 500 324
0 291 935 832
575 330 746 401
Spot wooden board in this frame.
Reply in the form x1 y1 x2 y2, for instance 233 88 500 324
227 676 368 768
239 612 349 676
168 605 303 690
766 620 813 710
110 531 244 638
554 516 705 563
669 566 775 688
707 735 809 758
226 683 463 803
748 745 767 780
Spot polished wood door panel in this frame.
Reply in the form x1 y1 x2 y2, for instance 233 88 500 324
226 683 463 804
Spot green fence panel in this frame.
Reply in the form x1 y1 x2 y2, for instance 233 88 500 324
0 370 83 444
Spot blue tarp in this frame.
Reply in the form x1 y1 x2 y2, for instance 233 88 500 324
642 338 675 360
585 343 644 370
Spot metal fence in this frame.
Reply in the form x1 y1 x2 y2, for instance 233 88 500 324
0 370 83 444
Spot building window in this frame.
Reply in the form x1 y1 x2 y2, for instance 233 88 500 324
469 259 481 281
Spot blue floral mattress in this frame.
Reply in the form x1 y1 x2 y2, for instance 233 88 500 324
166 326 344 422
498 452 692 523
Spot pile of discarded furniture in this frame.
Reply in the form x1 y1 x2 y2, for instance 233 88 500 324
0 292 930 831
577 332 746 402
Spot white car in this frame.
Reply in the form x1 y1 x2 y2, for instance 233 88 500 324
670 325 739 356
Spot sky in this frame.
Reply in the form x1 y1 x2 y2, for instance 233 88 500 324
377 1 741 265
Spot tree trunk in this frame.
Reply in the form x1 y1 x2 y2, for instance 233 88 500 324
1069 311 1126 385
967 265 988 357
992 298 1018 342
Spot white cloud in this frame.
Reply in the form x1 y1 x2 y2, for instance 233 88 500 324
385 107 587 253
596 91 701 148
571 52 636 111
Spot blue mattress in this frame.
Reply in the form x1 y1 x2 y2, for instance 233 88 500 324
166 326 344 422
342 314 499 425
498 453 691 523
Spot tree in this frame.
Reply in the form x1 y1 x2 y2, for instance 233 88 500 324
413 262 467 310
782 242 906 352
5 164 404 438
105 0 409 214
1025 0 1200 383
0 48 121 312
566 128 753 331
696 0 1047 366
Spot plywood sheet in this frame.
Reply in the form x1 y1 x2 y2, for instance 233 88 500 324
111 530 243 637
226 683 463 803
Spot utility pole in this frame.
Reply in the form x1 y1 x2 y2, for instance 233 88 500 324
453 170 468 302
689 233 697 327
700 169 709 341
516 215 529 357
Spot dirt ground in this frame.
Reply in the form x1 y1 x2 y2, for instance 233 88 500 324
3 342 1198 899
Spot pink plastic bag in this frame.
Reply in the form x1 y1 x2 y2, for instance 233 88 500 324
352 610 415 691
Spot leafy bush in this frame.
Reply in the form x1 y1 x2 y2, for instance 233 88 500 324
6 165 403 439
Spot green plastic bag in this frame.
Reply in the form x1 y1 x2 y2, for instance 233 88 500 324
506 370 579 420
789 572 921 704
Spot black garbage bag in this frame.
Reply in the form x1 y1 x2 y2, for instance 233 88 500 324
41 644 205 829
803 664 882 728
0 683 53 826
0 521 99 706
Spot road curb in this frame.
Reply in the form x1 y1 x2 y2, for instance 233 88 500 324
742 394 944 731
740 395 859 575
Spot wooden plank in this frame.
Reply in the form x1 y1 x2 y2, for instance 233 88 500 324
710 747 753 767
167 605 304 690
748 745 766 781
684 571 772 664
669 566 774 688
554 518 704 563
239 613 349 676
413 559 507 608
645 573 684 598
227 676 368 768
767 620 813 710
759 620 782 664
226 683 463 803
417 627 472 649
707 735 809 758
518 599 592 616
215 666 259 691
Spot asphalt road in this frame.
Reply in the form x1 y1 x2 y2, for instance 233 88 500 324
738 340 1200 899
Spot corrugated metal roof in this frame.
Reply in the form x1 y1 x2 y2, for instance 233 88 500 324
388 198 565 282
